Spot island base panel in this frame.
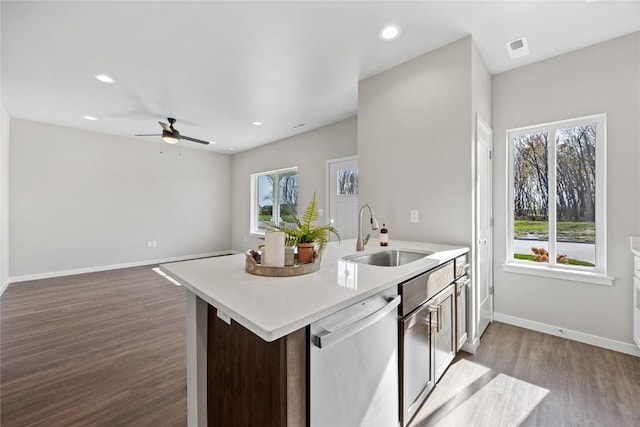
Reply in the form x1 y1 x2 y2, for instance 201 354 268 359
207 306 306 427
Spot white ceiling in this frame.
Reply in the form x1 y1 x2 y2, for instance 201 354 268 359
2 1 639 153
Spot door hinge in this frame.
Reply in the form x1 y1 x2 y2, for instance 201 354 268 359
490 217 494 227
489 150 492 160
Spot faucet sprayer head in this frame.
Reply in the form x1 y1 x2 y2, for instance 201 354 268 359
370 216 380 231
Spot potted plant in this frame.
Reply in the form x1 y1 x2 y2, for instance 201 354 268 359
269 192 340 263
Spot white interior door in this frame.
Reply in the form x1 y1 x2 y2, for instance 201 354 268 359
327 156 358 241
477 116 493 338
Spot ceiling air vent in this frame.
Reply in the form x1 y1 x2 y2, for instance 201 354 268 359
506 37 530 59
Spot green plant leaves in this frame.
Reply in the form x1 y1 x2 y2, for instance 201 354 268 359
267 192 340 259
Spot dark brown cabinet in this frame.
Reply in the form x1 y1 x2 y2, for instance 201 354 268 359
206 306 306 427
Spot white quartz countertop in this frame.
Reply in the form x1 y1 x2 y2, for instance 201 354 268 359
160 239 468 342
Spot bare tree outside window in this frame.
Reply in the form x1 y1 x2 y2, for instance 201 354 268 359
279 174 298 225
257 175 274 229
556 124 596 224
511 122 598 267
513 131 548 222
252 168 298 233
337 168 358 195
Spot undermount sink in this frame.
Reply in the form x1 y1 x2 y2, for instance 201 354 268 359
343 249 434 267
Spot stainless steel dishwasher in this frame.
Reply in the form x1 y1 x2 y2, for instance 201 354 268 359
310 287 401 427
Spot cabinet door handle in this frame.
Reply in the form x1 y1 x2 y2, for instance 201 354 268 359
428 304 441 332
457 278 471 293
458 279 471 289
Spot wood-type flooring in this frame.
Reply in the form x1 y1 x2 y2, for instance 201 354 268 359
1 266 186 426
2 266 640 426
412 322 640 427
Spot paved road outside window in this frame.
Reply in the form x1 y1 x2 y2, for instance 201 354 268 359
514 239 595 264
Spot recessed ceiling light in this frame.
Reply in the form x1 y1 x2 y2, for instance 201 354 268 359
379 25 401 41
94 74 115 84
229 147 237 151
252 121 263 126
83 115 97 121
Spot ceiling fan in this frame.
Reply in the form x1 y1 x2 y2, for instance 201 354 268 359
135 118 210 145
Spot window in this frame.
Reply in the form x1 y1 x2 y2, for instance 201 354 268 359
505 114 610 285
337 168 358 195
250 167 298 236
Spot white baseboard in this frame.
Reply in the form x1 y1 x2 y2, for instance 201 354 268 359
8 250 241 284
461 337 480 354
493 312 640 357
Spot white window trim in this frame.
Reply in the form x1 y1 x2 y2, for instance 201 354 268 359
504 114 611 286
502 263 614 286
249 166 297 238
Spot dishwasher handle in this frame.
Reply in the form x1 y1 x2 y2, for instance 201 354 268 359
311 295 401 349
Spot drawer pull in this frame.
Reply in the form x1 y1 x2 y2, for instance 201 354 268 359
457 263 470 277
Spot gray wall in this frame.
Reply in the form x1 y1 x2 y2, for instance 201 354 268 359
492 32 640 345
358 36 473 246
10 119 232 277
472 40 492 131
230 117 357 252
0 106 9 289
357 36 491 349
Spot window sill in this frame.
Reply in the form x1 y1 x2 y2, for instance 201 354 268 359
502 262 614 286
249 231 266 239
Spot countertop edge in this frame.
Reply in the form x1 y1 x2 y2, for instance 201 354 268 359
161 240 469 342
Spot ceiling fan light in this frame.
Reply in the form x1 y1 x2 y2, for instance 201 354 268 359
162 130 180 144
162 135 179 144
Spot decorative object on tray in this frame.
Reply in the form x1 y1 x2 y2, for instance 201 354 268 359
263 231 286 267
245 250 320 277
284 248 295 266
268 192 339 264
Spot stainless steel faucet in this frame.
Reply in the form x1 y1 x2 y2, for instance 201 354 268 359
356 203 380 251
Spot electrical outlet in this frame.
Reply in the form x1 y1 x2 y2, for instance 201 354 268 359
317 208 323 217
217 310 232 325
410 210 419 223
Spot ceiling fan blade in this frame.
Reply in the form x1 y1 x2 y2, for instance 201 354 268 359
180 135 211 145
158 121 172 132
135 134 162 137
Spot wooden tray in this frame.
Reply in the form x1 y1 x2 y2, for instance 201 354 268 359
245 251 320 277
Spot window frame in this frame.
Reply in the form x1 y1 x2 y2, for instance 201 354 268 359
250 166 298 237
504 114 613 286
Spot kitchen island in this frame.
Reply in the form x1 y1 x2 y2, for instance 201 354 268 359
160 239 468 427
